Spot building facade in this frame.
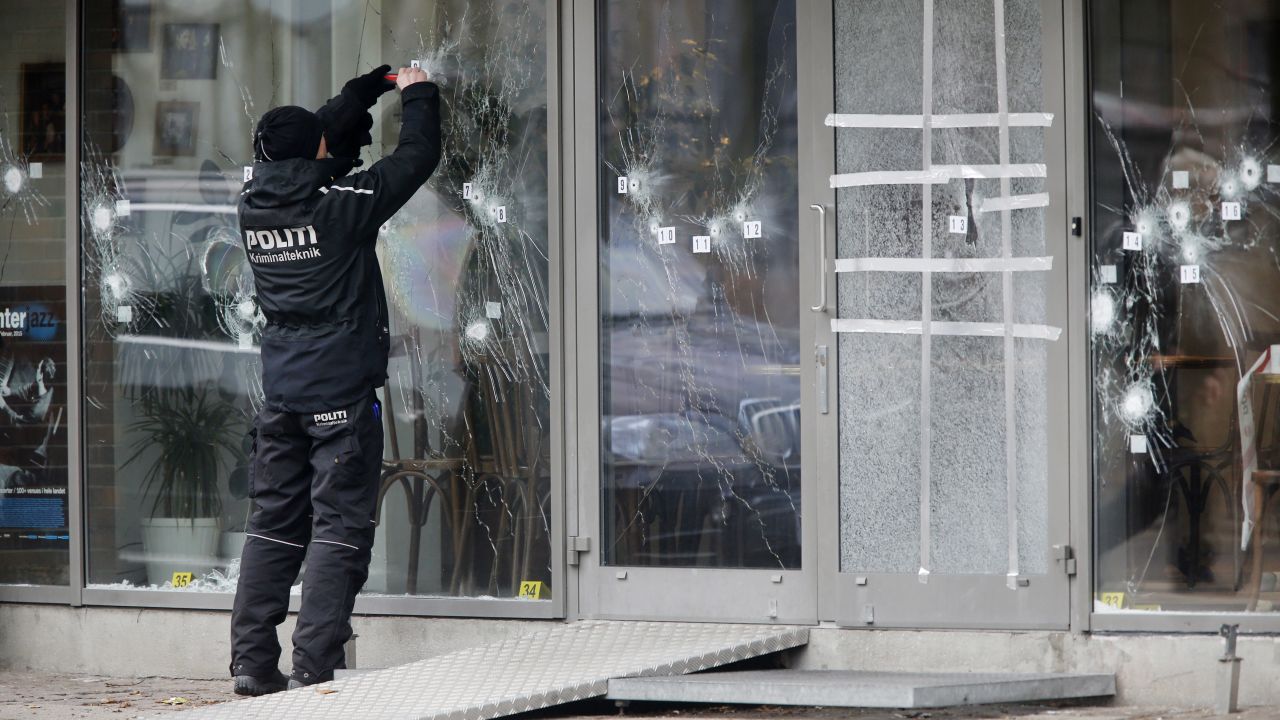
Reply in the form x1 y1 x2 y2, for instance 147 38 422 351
2 0 1280 698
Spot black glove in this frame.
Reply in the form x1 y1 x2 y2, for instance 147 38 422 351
315 66 393 165
343 64 395 109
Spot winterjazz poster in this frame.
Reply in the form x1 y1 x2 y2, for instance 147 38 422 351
0 285 68 583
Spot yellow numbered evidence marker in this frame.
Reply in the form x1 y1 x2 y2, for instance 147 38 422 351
171 572 194 588
518 581 545 600
1096 591 1126 610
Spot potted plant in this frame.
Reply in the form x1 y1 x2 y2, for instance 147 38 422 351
122 386 243 586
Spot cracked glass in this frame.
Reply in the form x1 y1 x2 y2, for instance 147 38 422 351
82 0 551 600
0 0 69 586
834 0 1051 578
1091 0 1280 614
597 0 802 569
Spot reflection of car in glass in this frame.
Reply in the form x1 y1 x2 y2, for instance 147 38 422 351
601 224 803 568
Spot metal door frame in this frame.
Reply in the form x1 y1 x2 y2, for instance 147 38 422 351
571 0 819 624
806 0 1075 630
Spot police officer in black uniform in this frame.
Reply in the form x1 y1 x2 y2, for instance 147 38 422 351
229 64 440 696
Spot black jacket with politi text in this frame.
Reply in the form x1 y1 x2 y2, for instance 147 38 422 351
238 82 441 413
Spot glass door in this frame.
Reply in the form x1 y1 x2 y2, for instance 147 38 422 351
576 0 816 623
808 0 1073 628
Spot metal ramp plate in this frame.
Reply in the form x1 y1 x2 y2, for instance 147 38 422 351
169 621 807 720
607 669 1117 709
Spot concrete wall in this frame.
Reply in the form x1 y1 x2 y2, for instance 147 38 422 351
3 604 1280 709
0 604 553 679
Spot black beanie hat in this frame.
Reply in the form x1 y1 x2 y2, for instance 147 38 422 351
254 106 324 162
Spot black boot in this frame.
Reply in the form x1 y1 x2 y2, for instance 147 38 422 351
233 670 289 696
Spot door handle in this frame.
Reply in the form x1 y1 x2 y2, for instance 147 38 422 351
809 204 828 313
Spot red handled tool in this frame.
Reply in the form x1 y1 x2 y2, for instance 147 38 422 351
384 74 398 82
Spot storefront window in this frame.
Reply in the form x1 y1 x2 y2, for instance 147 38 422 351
82 0 551 600
1091 0 1280 613
597 0 802 569
0 1 69 586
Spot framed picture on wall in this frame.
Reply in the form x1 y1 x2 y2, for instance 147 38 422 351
19 63 66 162
119 3 153 52
154 101 199 157
160 23 218 80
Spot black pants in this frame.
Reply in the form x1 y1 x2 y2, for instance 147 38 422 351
230 392 383 684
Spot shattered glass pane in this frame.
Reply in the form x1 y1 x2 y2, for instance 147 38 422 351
835 0 1051 576
0 0 69 586
1091 1 1280 613
82 0 552 600
598 0 802 569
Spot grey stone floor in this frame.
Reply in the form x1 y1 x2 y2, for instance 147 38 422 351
0 672 1271 720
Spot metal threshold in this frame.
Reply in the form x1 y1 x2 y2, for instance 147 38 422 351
165 621 808 720
607 669 1117 709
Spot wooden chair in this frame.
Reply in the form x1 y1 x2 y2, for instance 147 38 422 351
373 338 472 596
447 347 551 597
1242 375 1280 610
1129 355 1239 591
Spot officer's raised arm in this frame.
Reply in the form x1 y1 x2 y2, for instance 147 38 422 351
317 66 442 234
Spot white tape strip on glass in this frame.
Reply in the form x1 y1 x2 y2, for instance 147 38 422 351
833 256 1053 273
129 202 239 215
978 192 1050 213
830 318 1062 342
917 0 936 584
830 168 954 188
993 0 1020 592
831 165 1045 188
825 112 1054 129
116 333 260 354
935 163 1046 179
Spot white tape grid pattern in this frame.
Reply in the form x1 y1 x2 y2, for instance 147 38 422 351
831 319 1061 342
993 0 1021 589
834 256 1052 273
826 112 1054 129
829 0 1059 588
164 622 808 720
831 164 1046 188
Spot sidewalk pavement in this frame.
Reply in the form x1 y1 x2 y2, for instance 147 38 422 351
0 672 1271 720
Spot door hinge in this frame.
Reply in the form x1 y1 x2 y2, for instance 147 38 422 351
568 536 591 566
1054 544 1077 576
